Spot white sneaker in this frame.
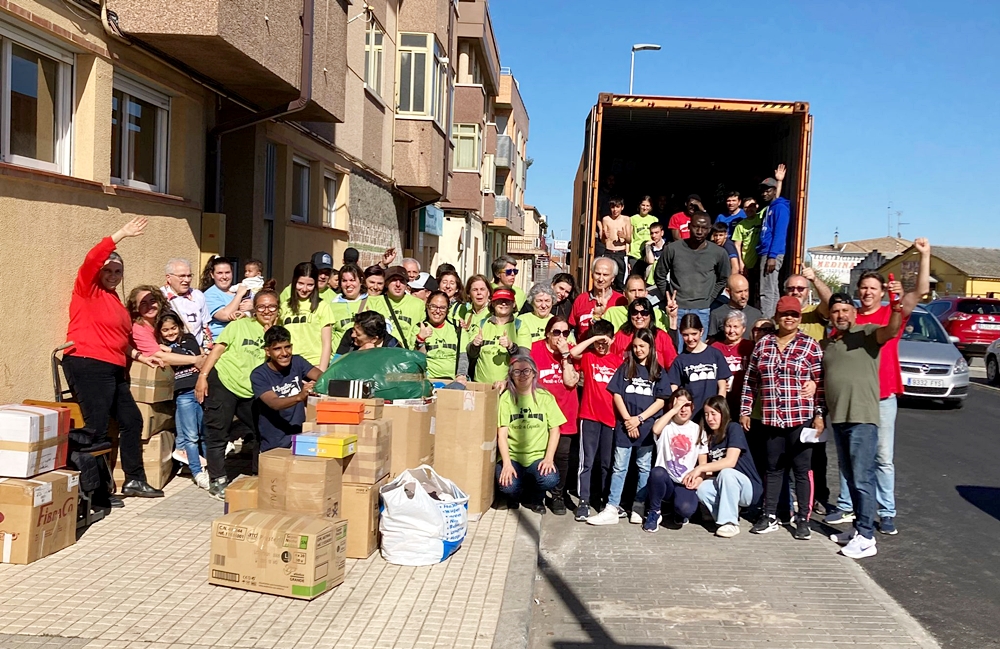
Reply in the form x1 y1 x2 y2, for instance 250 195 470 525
830 530 858 546
587 505 621 526
715 523 740 538
172 449 189 465
628 501 645 524
226 442 236 456
841 534 877 559
194 472 210 490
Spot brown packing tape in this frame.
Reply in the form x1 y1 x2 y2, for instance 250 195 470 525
0 434 68 452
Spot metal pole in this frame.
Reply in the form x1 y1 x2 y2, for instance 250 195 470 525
629 50 635 94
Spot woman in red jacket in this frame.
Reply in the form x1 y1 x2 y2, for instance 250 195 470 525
63 217 165 499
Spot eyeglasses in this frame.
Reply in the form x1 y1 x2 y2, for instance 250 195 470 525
777 311 801 318
510 368 535 377
549 329 571 337
504 268 519 276
786 285 808 293
427 305 448 312
170 273 193 279
256 305 278 312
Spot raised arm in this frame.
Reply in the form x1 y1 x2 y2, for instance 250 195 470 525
802 267 833 318
900 238 931 316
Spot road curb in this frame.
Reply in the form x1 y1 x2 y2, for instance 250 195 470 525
492 510 541 649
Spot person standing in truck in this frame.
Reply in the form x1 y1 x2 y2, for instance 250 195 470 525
601 197 632 292
715 191 746 238
629 196 658 277
667 195 703 242
641 222 667 286
758 165 791 319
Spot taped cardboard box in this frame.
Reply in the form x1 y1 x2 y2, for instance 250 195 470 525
209 510 348 600
137 402 175 441
302 420 391 485
130 364 174 403
258 448 343 519
434 384 500 521
112 430 175 491
381 403 435 478
0 404 70 478
0 469 80 564
225 476 258 514
342 476 388 559
307 396 384 421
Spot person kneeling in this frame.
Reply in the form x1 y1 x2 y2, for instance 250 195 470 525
644 390 704 532
496 355 566 514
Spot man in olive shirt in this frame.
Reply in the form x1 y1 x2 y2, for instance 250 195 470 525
821 292 902 560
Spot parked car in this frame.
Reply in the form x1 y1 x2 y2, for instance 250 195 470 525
985 339 1000 385
925 296 1000 360
898 306 969 408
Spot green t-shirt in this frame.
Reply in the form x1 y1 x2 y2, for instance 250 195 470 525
515 312 552 348
329 297 368 351
601 304 670 332
367 294 426 349
821 324 883 425
455 303 490 328
732 211 764 270
472 317 522 383
424 320 464 380
629 214 659 259
214 318 267 398
497 389 567 466
280 284 336 304
492 283 527 311
278 299 335 366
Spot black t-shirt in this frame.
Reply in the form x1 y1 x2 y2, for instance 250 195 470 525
250 355 315 452
607 363 669 448
706 422 763 505
168 333 202 392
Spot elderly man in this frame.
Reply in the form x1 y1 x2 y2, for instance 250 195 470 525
709 275 762 340
569 257 626 340
162 258 211 347
491 255 527 311
401 257 421 282
823 292 903 560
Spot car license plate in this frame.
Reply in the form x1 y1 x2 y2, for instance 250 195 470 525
980 323 1000 331
906 377 945 387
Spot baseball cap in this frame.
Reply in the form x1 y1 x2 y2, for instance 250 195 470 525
828 292 855 309
385 265 408 283
311 251 333 272
408 272 439 292
343 247 360 265
491 288 516 303
760 178 778 188
775 295 802 315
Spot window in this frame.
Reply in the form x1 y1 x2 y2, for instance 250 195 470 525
323 172 341 229
111 74 169 192
452 124 479 171
397 33 447 124
0 28 73 174
364 19 384 97
291 158 310 223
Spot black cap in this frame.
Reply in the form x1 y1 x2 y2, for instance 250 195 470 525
686 194 702 203
343 247 360 265
828 292 855 309
310 251 333 272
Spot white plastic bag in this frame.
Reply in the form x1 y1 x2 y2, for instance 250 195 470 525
379 464 469 566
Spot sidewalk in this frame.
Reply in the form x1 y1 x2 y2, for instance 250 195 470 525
527 512 940 649
0 479 520 649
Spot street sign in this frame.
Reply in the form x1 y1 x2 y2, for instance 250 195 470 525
553 239 569 252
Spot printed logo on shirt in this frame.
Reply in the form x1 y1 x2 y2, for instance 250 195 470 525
683 363 718 382
284 315 308 325
242 338 262 348
539 362 562 384
508 408 544 424
624 377 654 396
590 364 615 384
271 377 303 399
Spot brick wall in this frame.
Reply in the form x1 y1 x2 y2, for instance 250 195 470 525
349 169 406 267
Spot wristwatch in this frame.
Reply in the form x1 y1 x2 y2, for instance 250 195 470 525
637 415 645 424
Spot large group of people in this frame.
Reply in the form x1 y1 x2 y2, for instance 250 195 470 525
65 196 933 559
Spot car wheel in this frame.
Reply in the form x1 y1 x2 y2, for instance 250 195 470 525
988 355 1000 386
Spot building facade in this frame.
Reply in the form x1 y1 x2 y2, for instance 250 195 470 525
878 246 1000 299
507 205 549 292
808 236 911 291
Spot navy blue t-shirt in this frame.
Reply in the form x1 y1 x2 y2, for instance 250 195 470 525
665 345 732 415
607 363 669 448
706 422 763 505
168 333 201 392
250 355 315 452
722 239 739 259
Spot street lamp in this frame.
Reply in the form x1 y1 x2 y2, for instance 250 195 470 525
629 43 661 94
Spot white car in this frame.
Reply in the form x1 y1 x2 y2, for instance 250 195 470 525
985 339 1000 386
898 306 970 408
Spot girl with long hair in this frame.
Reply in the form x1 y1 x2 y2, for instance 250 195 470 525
279 262 334 370
643 389 702 533
666 313 732 416
550 273 578 320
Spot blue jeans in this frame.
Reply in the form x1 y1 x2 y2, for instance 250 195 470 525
677 307 710 345
697 468 754 525
496 459 560 503
608 445 652 508
175 389 205 477
833 422 879 539
836 396 896 518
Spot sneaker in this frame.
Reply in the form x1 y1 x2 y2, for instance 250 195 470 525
550 499 567 516
617 506 628 519
574 504 590 522
642 509 660 533
841 534 878 559
829 529 857 545
813 500 829 517
751 515 779 534
172 449 189 465
715 523 740 538
208 477 227 501
794 519 812 540
586 505 621 526
824 510 856 525
528 502 546 515
225 441 237 456
674 515 690 527
194 472 210 490
877 517 898 535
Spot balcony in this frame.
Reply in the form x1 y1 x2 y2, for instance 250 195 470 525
494 195 510 219
490 198 525 236
506 236 548 256
495 134 513 170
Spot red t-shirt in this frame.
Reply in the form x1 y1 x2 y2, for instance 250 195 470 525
855 305 906 399
668 212 691 239
530 340 580 435
610 329 678 370
579 350 620 427
569 290 625 339
712 339 755 414
65 237 133 367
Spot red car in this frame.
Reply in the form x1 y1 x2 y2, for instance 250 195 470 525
925 297 1000 360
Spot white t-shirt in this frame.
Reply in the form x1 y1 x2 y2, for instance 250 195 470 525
654 419 706 484
161 286 211 347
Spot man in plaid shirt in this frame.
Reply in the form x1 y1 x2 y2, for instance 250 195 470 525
740 295 825 540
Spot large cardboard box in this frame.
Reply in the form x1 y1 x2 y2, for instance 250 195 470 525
224 476 258 514
130 364 175 403
258 448 343 519
341 477 388 559
209 510 348 599
137 402 175 441
0 469 80 564
302 420 391 484
381 402 435 478
434 385 500 520
112 430 175 490
307 396 384 421
0 405 70 478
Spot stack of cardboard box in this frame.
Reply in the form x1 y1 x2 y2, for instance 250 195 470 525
111 364 177 490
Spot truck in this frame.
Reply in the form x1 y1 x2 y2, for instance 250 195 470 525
570 93 813 287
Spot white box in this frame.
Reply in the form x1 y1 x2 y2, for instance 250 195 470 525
0 405 67 478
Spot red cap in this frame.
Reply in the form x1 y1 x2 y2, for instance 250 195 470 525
776 295 802 315
491 288 516 303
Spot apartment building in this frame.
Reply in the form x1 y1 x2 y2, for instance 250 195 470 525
507 205 549 292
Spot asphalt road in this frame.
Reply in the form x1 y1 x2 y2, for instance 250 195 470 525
837 379 1000 648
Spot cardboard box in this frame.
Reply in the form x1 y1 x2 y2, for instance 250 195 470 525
0 469 80 564
342 477 388 559
130 364 175 403
258 448 343 519
137 401 175 441
209 510 348 599
225 476 258 514
315 401 365 426
303 420 392 484
381 403 435 478
307 396 384 421
112 430 176 490
0 405 70 478
292 432 358 459
433 384 500 520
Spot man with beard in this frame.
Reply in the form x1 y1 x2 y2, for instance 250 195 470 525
709 274 762 341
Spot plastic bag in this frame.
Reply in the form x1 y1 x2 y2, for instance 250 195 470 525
315 348 433 400
379 465 470 566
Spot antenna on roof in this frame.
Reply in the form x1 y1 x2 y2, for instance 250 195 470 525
895 210 908 238
887 201 892 236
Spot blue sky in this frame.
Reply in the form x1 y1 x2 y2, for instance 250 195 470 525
490 0 1000 249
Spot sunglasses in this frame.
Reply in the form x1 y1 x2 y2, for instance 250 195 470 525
786 285 808 293
630 310 650 317
504 268 519 276
549 329 571 337
753 326 775 332
777 311 801 318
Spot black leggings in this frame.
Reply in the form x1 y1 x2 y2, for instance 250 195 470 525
551 433 579 502
763 424 813 521
62 355 145 483
203 369 256 482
